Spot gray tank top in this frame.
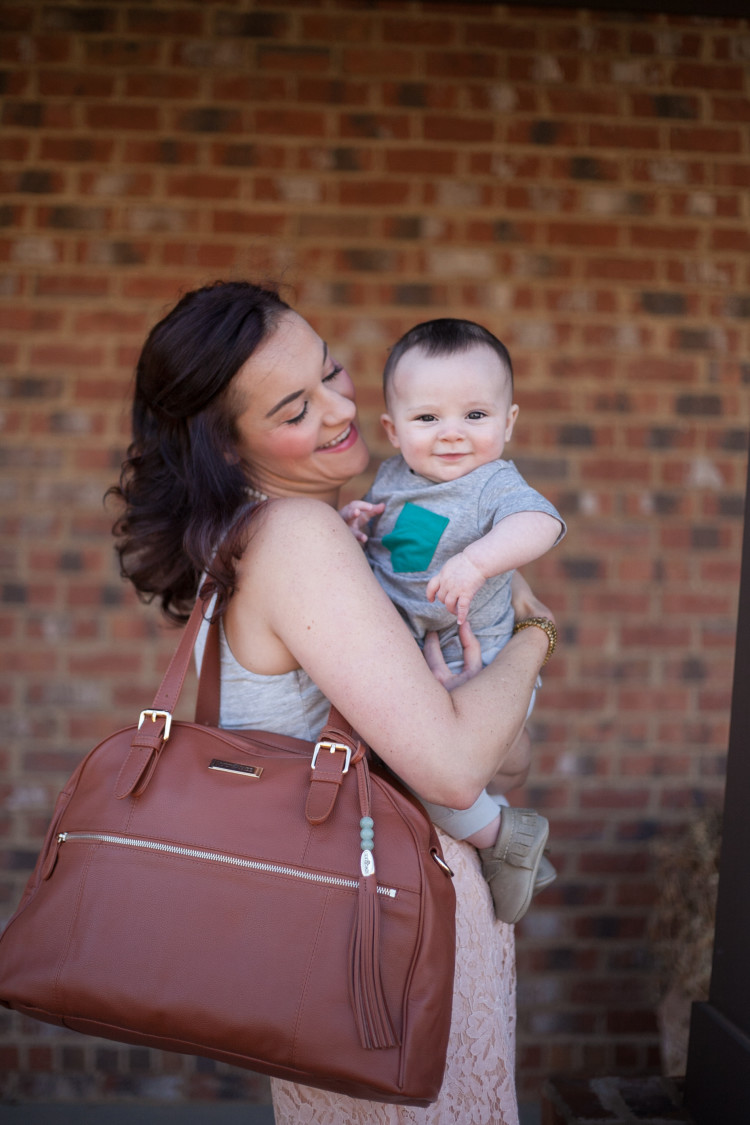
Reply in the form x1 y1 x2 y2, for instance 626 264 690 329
194 615 330 741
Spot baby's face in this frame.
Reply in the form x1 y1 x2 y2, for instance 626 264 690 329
381 344 519 484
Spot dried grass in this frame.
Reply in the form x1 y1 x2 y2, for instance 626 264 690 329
648 808 722 1000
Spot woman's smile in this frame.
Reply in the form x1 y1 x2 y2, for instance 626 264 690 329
317 423 357 451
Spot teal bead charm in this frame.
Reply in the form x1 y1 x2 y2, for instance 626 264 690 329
360 816 375 852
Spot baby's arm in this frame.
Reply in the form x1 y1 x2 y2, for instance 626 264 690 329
339 500 385 544
426 510 562 624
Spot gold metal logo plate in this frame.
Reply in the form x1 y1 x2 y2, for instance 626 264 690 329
208 759 264 779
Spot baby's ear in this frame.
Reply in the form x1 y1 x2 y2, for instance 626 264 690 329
505 403 520 442
380 413 401 449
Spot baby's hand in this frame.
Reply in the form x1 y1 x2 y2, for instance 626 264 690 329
338 500 385 545
426 552 486 625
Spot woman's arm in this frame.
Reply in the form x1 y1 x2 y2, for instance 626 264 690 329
226 500 550 809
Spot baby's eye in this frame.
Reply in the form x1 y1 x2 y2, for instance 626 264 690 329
415 413 437 423
467 411 487 420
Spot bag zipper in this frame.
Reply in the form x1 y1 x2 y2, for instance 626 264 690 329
53 831 398 897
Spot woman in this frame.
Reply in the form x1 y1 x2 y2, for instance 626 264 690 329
111 281 554 1125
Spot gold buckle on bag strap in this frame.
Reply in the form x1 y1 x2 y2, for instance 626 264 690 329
311 739 351 774
138 709 173 741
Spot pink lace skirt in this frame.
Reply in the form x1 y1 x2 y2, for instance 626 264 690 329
272 831 519 1125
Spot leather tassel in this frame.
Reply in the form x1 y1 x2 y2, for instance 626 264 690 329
350 871 399 1050
349 755 399 1050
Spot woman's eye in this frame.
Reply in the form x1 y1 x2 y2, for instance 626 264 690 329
285 402 308 425
323 364 343 383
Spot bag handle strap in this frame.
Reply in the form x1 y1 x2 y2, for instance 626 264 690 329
194 612 221 726
115 593 216 799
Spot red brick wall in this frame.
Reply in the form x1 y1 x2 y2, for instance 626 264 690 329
2 0 749 1106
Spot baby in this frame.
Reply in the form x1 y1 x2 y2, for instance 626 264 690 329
341 318 565 923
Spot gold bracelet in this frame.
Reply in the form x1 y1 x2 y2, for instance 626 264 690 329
512 616 557 667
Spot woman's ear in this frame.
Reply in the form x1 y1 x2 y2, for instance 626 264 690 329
504 403 520 442
380 413 401 449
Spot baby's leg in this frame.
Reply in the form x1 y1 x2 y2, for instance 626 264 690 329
486 727 532 800
464 811 501 850
464 727 532 847
420 790 501 848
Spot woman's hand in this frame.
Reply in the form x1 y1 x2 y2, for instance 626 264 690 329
423 620 483 690
511 570 555 624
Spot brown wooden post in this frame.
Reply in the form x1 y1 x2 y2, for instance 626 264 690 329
684 445 750 1123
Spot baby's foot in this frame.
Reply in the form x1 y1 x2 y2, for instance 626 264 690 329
478 808 552 923
533 853 557 896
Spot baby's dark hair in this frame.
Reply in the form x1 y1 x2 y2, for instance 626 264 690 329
383 318 513 404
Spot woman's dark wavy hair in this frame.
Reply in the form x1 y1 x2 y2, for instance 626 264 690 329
108 280 291 623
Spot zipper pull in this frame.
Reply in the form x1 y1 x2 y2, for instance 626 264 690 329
42 832 66 881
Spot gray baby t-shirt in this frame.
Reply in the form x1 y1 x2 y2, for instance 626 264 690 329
364 456 564 669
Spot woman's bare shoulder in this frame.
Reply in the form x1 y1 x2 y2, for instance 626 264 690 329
225 499 363 674
245 496 353 555
259 495 346 528
229 494 392 673
238 496 372 591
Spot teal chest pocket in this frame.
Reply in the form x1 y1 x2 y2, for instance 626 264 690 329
381 502 449 573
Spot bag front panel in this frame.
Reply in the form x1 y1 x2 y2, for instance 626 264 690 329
49 840 353 1055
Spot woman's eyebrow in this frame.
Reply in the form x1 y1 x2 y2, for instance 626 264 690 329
265 340 329 418
265 388 303 418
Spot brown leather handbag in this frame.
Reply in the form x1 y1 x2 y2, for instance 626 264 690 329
0 594 456 1105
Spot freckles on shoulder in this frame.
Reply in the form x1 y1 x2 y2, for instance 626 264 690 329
247 499 367 593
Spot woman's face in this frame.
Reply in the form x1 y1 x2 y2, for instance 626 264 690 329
231 311 369 503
